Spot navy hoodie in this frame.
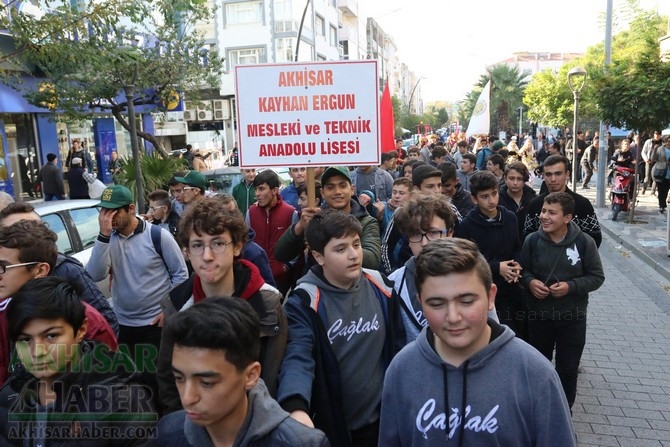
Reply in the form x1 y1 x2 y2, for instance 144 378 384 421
379 324 576 446
454 206 522 299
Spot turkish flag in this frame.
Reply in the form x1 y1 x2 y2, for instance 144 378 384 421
380 82 395 153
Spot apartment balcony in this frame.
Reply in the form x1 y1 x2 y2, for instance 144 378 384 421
338 24 357 42
337 0 358 17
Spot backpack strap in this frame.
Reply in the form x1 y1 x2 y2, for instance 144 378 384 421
150 224 169 272
294 270 392 313
294 283 321 312
362 269 392 298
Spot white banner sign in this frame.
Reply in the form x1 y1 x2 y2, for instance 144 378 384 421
235 60 380 168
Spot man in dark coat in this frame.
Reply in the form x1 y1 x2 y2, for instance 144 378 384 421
39 153 65 201
68 157 90 199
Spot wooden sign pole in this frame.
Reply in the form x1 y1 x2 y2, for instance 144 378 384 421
306 167 316 208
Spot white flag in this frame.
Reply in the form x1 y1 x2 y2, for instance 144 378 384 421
466 80 491 138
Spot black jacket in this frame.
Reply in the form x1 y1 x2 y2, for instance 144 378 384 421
498 184 537 240
67 166 90 199
522 187 602 247
455 206 522 299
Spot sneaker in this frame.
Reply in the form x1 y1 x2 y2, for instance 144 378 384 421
660 208 666 214
582 185 590 189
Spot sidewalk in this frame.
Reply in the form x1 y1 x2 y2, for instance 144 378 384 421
572 180 670 283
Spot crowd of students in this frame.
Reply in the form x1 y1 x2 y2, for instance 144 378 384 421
0 134 613 445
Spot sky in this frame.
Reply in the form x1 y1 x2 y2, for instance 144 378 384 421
359 0 669 103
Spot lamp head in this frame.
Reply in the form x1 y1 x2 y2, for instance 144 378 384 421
567 67 587 93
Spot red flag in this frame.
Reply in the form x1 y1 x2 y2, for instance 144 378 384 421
380 82 395 153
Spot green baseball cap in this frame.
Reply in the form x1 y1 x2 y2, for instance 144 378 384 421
174 171 208 191
98 185 134 209
320 166 352 185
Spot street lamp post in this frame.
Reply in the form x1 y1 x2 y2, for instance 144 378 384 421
123 85 146 214
567 67 587 189
407 76 425 115
517 106 523 137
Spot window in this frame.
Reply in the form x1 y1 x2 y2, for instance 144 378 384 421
329 25 337 46
228 47 267 68
276 38 294 63
70 207 101 249
41 214 73 255
315 15 325 36
273 0 293 31
226 1 262 25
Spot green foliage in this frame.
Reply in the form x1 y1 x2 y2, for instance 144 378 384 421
523 1 668 132
116 152 185 202
391 95 407 136
591 35 670 132
459 65 527 134
0 0 224 157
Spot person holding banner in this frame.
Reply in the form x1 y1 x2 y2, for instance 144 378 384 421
274 166 381 270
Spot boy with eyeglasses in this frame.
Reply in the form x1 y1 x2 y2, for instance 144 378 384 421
455 170 525 338
146 189 181 238
157 197 287 414
389 194 457 343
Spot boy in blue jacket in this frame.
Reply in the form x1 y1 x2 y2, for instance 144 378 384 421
277 210 405 447
379 238 576 446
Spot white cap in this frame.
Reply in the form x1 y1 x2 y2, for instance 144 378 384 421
72 157 83 165
511 136 517 141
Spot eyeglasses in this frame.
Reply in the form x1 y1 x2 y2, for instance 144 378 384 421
148 205 165 212
188 240 233 256
290 168 306 173
0 262 39 274
408 230 448 244
182 186 197 191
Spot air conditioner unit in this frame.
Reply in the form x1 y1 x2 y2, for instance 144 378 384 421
196 101 210 111
184 108 196 121
213 99 230 120
198 110 213 121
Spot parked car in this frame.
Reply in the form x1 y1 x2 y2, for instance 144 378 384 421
202 166 290 195
34 199 110 296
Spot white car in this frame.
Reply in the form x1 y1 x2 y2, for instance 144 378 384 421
34 199 110 296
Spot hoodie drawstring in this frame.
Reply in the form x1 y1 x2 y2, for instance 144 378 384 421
442 364 450 442
459 360 470 447
443 360 470 446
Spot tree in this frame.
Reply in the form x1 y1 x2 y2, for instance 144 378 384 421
0 0 223 158
523 0 668 131
591 35 670 133
523 64 597 129
459 65 527 134
391 95 406 136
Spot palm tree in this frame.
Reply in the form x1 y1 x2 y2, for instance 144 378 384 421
460 65 528 135
488 65 528 135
